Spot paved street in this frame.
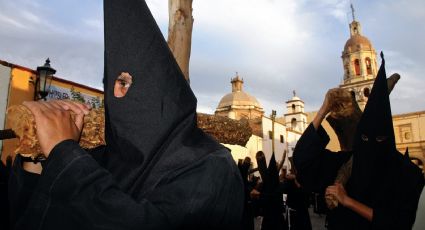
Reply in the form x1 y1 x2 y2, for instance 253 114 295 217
309 207 327 230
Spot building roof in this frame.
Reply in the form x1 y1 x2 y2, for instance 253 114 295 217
216 74 264 112
0 59 103 94
344 34 374 53
217 91 263 109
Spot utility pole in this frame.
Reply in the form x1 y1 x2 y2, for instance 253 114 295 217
271 110 276 154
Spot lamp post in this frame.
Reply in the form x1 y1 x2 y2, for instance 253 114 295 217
35 58 56 100
271 110 276 154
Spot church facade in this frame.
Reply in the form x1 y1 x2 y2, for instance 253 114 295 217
215 74 305 169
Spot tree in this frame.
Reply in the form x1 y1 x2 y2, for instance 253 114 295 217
167 0 194 83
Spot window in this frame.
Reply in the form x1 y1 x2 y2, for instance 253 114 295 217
280 135 284 143
291 118 297 129
365 58 372 75
404 132 411 140
268 131 273 140
354 59 360 75
292 104 295 113
399 124 413 143
363 88 370 98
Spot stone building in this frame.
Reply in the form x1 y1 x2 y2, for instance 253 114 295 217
215 75 306 169
339 13 378 110
283 92 308 134
215 74 264 120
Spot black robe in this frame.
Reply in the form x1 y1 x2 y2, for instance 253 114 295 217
5 0 244 229
282 178 312 230
7 140 242 230
294 124 424 230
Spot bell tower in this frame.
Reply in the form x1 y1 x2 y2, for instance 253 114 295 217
284 90 307 133
340 4 378 110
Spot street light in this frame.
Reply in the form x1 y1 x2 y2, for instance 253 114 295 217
36 58 56 100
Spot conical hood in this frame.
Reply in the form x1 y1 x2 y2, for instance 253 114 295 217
404 148 410 160
267 153 279 190
355 52 395 150
103 0 210 190
349 52 397 197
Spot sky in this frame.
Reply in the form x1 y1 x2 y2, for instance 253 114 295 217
1 0 424 116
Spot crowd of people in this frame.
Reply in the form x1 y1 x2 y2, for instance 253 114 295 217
236 52 425 230
237 153 315 230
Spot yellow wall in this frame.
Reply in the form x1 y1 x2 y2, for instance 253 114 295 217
1 65 104 162
306 111 341 152
2 68 36 162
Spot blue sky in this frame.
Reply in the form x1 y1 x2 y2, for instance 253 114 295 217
1 0 424 116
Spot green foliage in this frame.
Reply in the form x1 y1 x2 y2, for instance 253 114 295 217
70 87 86 103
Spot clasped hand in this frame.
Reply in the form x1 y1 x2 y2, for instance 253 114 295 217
326 183 349 206
23 100 91 157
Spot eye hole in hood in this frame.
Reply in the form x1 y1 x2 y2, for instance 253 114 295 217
114 72 133 98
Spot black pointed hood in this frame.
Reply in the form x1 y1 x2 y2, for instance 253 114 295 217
267 153 279 190
103 0 221 192
404 148 410 160
349 52 398 197
355 52 395 149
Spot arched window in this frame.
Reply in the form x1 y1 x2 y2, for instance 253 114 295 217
291 118 297 129
292 104 295 113
363 87 370 98
365 58 372 75
354 59 360 75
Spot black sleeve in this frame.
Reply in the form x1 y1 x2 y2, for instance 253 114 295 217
372 167 425 229
14 140 242 230
293 123 351 193
0 157 11 230
7 155 40 227
13 140 168 230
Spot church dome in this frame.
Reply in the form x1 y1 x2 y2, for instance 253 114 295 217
215 74 264 120
217 91 262 109
344 34 373 53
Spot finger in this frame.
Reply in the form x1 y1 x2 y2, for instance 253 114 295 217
46 100 67 110
73 113 85 133
64 100 91 115
57 100 87 115
40 101 62 111
23 101 50 117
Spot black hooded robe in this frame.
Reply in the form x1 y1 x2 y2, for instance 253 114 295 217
6 0 244 229
294 53 424 230
294 123 424 230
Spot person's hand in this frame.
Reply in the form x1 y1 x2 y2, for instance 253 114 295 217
250 189 261 199
312 88 340 130
320 88 340 116
23 162 42 174
326 183 349 206
22 100 91 157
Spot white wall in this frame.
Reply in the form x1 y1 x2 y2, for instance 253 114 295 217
222 117 303 172
261 116 287 166
0 64 12 152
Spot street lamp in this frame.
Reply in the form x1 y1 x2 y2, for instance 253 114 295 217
36 58 56 100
